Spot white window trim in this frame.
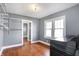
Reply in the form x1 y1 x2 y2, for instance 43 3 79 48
44 19 52 39
44 15 66 41
52 16 66 39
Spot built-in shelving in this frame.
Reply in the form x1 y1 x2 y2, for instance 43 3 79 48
0 14 9 30
0 3 9 30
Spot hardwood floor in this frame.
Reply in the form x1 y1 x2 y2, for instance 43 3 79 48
2 41 50 56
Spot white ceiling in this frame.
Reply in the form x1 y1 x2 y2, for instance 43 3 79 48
5 3 77 18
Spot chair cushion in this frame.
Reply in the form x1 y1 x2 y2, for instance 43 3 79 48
65 41 76 55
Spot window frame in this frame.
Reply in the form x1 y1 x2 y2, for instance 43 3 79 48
53 16 66 39
44 20 52 38
44 16 66 41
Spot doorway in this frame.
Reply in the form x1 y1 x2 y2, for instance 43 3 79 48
22 20 32 44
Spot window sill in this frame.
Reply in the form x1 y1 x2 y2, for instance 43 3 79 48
50 38 67 42
44 36 52 39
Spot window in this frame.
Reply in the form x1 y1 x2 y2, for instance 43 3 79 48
54 19 64 38
44 21 52 38
53 16 65 41
44 16 65 41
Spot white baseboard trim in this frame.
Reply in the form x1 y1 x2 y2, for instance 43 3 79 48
31 40 50 46
39 40 50 46
0 43 23 56
2 44 23 50
31 40 39 43
0 48 4 56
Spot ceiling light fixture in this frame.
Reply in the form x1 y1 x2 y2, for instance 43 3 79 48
32 4 39 12
31 4 40 18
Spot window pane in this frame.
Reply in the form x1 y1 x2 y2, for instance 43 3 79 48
45 29 51 37
55 19 64 28
46 22 52 28
54 29 63 38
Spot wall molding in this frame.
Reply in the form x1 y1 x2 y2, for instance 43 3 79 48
32 40 50 46
38 40 50 46
0 49 3 56
31 40 39 43
0 43 23 56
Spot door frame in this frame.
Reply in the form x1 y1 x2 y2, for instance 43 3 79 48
22 19 33 44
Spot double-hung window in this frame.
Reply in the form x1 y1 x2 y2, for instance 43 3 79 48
44 16 65 41
53 16 65 41
44 21 52 38
54 19 64 38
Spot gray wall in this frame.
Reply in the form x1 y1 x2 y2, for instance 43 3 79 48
3 18 22 46
0 4 3 51
39 4 79 43
0 3 40 47
0 28 3 51
1 4 79 47
3 13 40 46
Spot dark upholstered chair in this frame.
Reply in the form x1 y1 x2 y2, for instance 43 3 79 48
50 40 76 56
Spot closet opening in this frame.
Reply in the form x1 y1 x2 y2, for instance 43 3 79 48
22 20 32 44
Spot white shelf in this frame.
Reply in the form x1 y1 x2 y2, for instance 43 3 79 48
0 16 9 30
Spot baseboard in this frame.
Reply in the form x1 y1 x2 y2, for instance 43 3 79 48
0 43 23 56
31 40 39 43
39 40 50 46
2 44 23 50
31 40 50 46
0 49 3 56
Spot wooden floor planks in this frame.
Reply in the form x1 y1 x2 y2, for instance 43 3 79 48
2 41 50 56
